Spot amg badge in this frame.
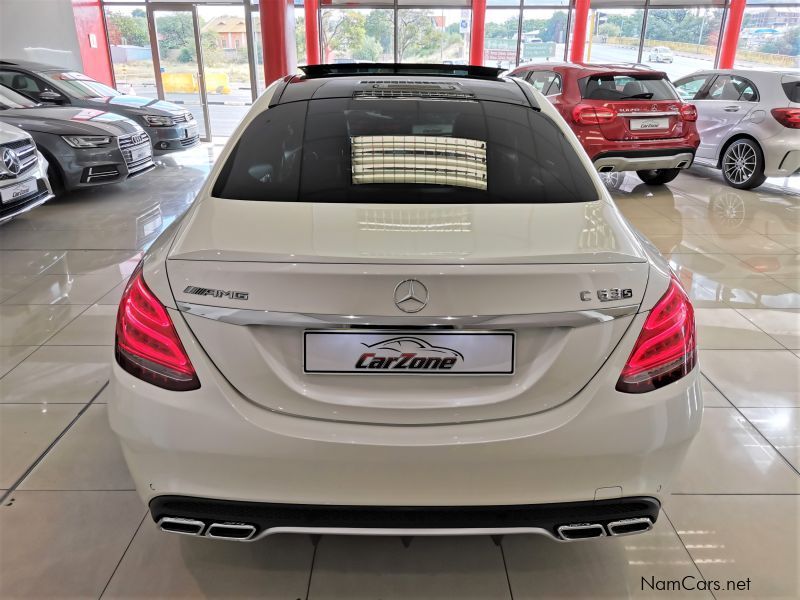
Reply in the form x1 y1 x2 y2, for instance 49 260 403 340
183 286 249 300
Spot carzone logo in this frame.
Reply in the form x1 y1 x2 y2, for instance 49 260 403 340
355 336 464 371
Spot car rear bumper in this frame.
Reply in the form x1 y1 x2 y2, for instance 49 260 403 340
109 308 703 513
148 495 661 542
593 149 696 173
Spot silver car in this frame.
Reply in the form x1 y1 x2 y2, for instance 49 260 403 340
674 69 800 189
0 120 53 224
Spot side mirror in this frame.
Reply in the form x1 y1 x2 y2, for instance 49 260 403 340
38 90 65 104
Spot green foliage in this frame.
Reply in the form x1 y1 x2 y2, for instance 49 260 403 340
397 10 444 61
758 26 800 56
107 12 149 47
177 47 193 63
365 10 393 55
598 23 621 38
353 37 383 62
155 13 195 58
643 9 722 46
321 10 366 60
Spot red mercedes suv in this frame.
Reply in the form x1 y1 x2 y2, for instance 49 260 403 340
509 63 700 185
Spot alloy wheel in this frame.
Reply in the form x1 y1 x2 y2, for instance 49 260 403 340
723 141 757 185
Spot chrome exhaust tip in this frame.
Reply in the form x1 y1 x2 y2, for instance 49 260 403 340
607 517 653 537
206 522 257 541
158 517 205 536
557 523 606 541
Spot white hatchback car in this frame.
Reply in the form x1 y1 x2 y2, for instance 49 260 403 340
110 64 702 543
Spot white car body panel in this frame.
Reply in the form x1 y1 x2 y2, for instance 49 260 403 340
109 73 701 540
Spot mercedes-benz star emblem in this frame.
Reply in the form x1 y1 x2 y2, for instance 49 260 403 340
0 148 22 177
394 279 429 313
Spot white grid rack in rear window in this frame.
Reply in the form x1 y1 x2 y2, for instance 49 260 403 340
351 135 488 191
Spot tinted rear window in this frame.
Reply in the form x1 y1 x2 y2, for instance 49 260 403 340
212 98 597 204
580 75 678 101
783 80 800 103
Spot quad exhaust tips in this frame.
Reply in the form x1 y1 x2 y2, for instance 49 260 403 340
557 517 653 541
157 517 257 541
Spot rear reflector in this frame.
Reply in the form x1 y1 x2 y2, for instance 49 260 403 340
679 104 697 122
616 276 696 394
771 108 800 129
115 264 200 391
572 104 616 125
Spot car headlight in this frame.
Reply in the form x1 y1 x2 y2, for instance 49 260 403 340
61 135 112 148
143 114 175 127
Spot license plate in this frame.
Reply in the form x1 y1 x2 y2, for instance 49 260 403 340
304 330 515 375
129 144 151 162
630 117 669 131
184 124 198 139
0 178 37 204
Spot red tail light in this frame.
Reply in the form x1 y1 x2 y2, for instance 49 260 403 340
679 104 698 122
771 108 800 129
115 264 200 391
572 104 617 125
616 276 696 394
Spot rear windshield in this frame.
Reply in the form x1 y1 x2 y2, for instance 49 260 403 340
783 80 800 103
579 75 678 101
212 98 598 204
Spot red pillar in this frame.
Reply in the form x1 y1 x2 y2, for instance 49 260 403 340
304 0 320 65
470 0 486 66
71 0 114 86
259 0 297 84
569 0 591 63
718 0 746 69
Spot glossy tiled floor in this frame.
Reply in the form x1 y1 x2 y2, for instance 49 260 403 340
1 147 798 599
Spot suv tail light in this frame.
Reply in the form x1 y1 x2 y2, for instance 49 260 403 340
771 108 800 129
679 104 698 122
616 276 696 394
572 104 617 125
115 264 200 391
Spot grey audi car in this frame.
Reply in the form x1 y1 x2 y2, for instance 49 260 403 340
0 60 200 154
0 84 154 192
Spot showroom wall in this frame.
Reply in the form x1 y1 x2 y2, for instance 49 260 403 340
0 0 84 71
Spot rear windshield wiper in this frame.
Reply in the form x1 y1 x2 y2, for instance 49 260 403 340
620 92 654 100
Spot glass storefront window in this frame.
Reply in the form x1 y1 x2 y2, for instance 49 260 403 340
586 9 643 65
643 8 723 79
103 4 157 96
736 6 800 71
484 9 520 68
398 9 470 64
321 9 394 63
520 8 569 64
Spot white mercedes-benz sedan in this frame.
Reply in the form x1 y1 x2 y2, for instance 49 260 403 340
109 64 702 543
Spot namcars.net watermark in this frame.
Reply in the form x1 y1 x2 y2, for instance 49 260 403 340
642 575 752 593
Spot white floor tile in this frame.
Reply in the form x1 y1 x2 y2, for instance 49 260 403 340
3 271 127 305
45 304 117 346
0 345 109 404
740 407 800 473
736 309 800 350
0 345 36 378
102 521 314 599
666 495 800 599
0 304 87 346
702 350 800 408
671 408 799 494
308 535 511 599
0 404 81 489
695 308 783 350
0 491 145 599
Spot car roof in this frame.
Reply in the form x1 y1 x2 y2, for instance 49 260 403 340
0 59 67 72
674 68 797 81
273 64 533 106
514 62 666 77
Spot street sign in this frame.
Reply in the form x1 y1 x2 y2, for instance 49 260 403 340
521 42 556 60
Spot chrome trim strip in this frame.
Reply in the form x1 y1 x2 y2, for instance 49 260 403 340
557 523 607 540
620 111 679 117
157 517 205 536
254 526 563 542
176 302 639 328
206 523 257 541
606 517 654 537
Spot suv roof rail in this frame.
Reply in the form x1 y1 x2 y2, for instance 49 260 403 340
298 63 505 80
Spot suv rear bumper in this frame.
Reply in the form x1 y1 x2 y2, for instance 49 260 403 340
593 149 696 173
149 495 661 542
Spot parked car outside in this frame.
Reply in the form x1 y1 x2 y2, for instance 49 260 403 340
508 62 700 185
0 85 154 192
0 120 53 224
0 60 200 154
673 69 800 189
110 64 701 544
647 47 674 64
